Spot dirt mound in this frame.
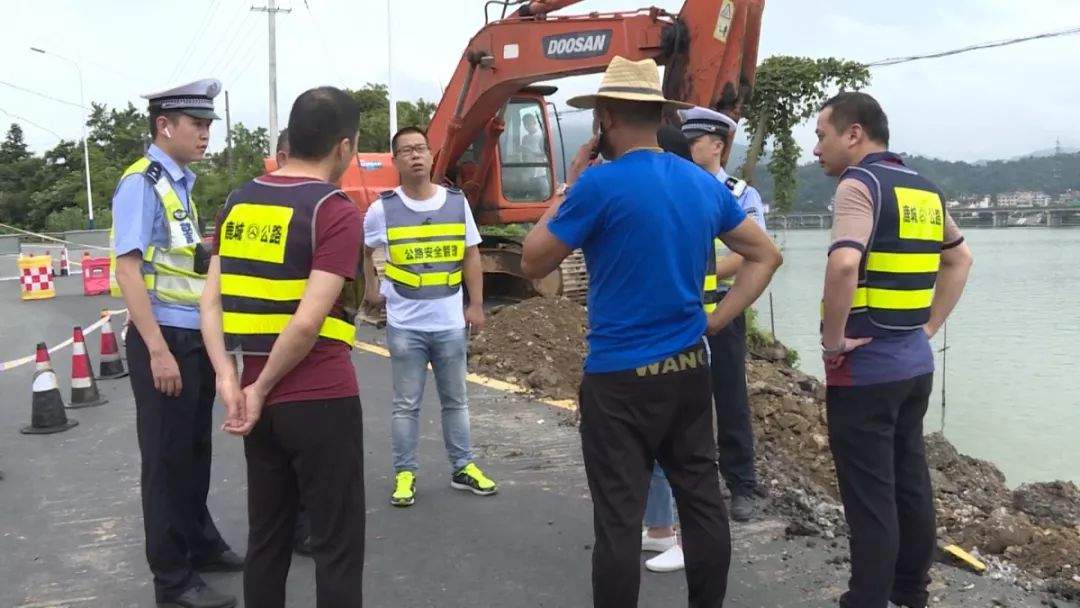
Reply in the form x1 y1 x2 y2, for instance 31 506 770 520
469 297 587 400
470 297 1080 598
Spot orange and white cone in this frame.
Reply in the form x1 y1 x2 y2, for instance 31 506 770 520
98 311 127 379
59 247 70 276
21 343 78 434
69 326 107 408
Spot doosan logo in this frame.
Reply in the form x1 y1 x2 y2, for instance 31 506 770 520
543 30 612 60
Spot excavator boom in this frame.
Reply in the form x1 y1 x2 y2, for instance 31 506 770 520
430 0 764 181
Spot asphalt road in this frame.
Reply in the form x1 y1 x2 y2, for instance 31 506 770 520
0 276 1060 607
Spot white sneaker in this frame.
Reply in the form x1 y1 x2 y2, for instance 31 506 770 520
645 545 685 572
641 530 677 553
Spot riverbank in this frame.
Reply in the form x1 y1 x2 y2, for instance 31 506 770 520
469 296 1080 600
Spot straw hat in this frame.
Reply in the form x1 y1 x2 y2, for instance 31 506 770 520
567 56 693 110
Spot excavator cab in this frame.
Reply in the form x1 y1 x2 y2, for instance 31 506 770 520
498 97 555 203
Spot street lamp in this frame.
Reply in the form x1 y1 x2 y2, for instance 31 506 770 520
30 47 95 230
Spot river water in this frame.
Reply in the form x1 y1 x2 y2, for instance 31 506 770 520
753 227 1080 487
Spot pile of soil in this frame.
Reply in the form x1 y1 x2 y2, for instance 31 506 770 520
470 296 1080 598
469 297 587 401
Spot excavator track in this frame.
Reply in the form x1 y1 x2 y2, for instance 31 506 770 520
557 250 588 305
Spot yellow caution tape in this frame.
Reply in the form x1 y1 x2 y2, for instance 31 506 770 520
0 309 128 373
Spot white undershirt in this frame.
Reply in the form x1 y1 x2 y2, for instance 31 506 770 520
363 185 483 332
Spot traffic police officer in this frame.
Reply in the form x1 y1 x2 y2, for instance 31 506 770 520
111 79 241 608
681 106 767 522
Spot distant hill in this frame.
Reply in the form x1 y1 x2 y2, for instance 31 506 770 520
550 112 1078 212
750 151 1080 212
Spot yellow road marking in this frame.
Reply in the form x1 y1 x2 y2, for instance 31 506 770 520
354 339 577 412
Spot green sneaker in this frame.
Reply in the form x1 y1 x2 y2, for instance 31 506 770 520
451 463 498 496
391 471 416 507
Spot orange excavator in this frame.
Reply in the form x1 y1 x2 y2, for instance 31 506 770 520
322 0 764 302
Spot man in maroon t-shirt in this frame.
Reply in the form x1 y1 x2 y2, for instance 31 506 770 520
201 86 365 607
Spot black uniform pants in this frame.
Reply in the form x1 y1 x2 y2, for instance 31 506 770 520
708 308 757 494
243 397 366 608
127 326 229 601
580 343 730 608
827 373 936 608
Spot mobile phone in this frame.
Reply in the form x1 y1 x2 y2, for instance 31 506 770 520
590 123 606 160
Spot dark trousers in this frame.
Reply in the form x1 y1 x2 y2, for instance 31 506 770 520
128 326 229 601
580 344 731 608
827 373 936 608
243 397 366 608
708 309 757 494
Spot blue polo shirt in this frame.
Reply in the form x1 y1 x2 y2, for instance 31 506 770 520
111 144 200 330
548 150 745 373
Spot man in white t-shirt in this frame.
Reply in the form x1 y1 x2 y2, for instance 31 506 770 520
363 126 498 508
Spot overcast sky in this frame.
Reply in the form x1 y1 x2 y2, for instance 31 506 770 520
2 0 1079 162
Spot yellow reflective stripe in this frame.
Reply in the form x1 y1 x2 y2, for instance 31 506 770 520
385 264 463 288
384 263 421 287
865 252 941 274
853 286 934 310
221 274 306 301
388 240 466 265
703 274 718 291
704 302 717 313
386 223 466 241
223 312 356 344
122 157 151 179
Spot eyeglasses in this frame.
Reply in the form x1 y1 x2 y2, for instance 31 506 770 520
393 144 430 157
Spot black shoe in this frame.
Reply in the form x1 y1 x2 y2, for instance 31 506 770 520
192 549 245 573
730 493 755 522
294 535 313 557
159 584 237 608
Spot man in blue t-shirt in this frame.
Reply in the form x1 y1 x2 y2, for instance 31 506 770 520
522 57 782 608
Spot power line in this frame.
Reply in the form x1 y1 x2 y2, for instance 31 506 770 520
193 4 253 77
169 0 225 81
866 24 1080 67
0 80 85 109
208 15 259 79
0 107 65 141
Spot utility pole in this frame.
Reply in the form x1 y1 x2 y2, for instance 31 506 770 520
387 0 396 150
225 91 234 179
252 0 291 152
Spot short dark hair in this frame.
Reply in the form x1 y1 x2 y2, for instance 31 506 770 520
598 99 663 128
149 110 182 139
391 126 428 153
657 124 692 161
276 127 289 153
286 87 361 160
821 92 889 146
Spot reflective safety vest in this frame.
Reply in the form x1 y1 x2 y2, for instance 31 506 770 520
702 176 749 313
836 151 944 331
109 157 205 304
382 188 467 300
218 178 356 354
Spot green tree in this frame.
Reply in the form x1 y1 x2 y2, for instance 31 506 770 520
741 56 870 213
347 83 437 152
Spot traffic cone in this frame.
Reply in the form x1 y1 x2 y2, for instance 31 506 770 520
59 247 70 276
98 311 127 379
68 326 107 408
20 343 78 434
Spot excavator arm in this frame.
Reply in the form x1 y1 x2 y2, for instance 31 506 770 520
430 0 764 180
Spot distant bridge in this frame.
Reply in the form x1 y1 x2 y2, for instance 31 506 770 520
767 206 1080 230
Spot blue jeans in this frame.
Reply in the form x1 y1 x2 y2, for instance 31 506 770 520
644 462 676 528
388 325 474 473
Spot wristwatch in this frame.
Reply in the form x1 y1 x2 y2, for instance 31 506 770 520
821 340 845 357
